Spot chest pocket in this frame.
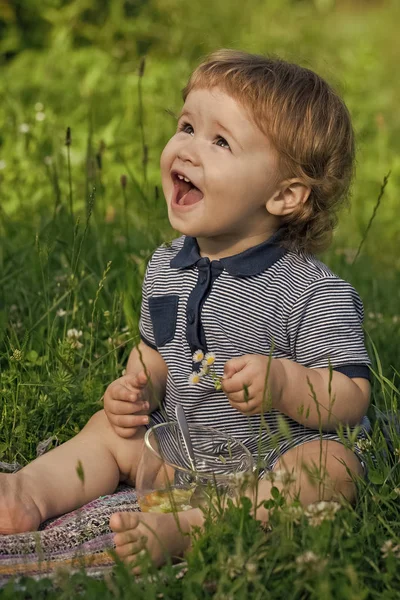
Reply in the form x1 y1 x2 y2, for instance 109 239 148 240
148 295 179 347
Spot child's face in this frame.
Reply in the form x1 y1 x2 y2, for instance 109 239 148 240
160 87 282 253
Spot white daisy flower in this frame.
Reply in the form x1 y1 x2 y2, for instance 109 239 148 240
203 352 216 366
35 111 46 122
56 308 67 317
188 372 201 386
192 349 204 363
19 123 30 134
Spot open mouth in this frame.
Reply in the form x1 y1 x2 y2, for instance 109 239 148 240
172 173 204 207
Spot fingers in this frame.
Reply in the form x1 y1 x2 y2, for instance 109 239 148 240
223 355 249 379
222 374 252 397
110 385 145 404
109 399 149 415
111 413 149 429
123 371 148 390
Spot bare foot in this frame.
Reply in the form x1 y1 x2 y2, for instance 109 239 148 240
0 473 42 534
110 508 204 573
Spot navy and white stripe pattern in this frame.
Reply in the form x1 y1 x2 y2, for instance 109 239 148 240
139 230 371 472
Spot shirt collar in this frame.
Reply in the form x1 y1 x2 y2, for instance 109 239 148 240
170 229 287 277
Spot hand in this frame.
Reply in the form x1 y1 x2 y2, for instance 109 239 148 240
221 354 281 416
104 371 150 438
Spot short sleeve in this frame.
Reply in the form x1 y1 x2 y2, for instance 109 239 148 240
287 277 371 379
139 259 157 350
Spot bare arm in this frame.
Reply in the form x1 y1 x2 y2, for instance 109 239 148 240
273 359 371 431
126 340 168 412
222 354 370 432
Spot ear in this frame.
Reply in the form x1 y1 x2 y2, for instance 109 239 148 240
266 179 311 217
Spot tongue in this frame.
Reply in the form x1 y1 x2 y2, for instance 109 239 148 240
180 187 204 206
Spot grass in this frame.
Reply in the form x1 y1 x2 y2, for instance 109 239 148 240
1 0 400 597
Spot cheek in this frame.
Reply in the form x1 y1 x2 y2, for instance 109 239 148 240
160 141 175 192
160 141 172 174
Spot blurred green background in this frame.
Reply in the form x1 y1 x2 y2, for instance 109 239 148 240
0 0 399 460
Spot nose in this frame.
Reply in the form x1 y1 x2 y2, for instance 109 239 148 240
177 137 201 166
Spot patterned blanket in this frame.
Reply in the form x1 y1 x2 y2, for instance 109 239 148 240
0 484 140 588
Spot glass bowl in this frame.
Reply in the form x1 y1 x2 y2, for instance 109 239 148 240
136 421 254 513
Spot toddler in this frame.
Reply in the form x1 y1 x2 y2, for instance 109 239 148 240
0 49 371 571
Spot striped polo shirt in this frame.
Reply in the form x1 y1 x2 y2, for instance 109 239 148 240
139 229 371 464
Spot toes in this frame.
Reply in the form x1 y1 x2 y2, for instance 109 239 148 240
109 511 139 533
115 540 145 559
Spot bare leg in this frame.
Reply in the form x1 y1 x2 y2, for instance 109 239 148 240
0 410 146 534
110 439 363 572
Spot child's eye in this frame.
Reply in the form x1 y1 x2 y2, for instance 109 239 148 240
177 122 194 135
215 136 230 150
177 122 231 150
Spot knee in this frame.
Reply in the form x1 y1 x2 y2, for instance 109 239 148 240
274 441 363 504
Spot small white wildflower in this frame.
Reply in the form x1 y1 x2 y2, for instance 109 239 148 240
296 550 318 565
44 156 53 165
19 123 30 133
103 310 110 318
67 328 82 339
188 372 201 386
35 102 44 112
232 471 245 483
381 539 400 559
304 501 341 526
355 438 372 452
263 468 296 486
121 326 129 332
285 504 304 523
67 328 83 348
204 352 216 366
56 308 67 317
0 160 6 170
296 550 327 573
35 111 46 122
245 561 257 575
11 349 23 361
393 488 400 496
192 349 204 363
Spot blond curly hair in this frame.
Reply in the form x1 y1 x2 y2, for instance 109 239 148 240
182 49 355 254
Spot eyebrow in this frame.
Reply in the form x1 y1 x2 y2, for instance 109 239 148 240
177 110 243 150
